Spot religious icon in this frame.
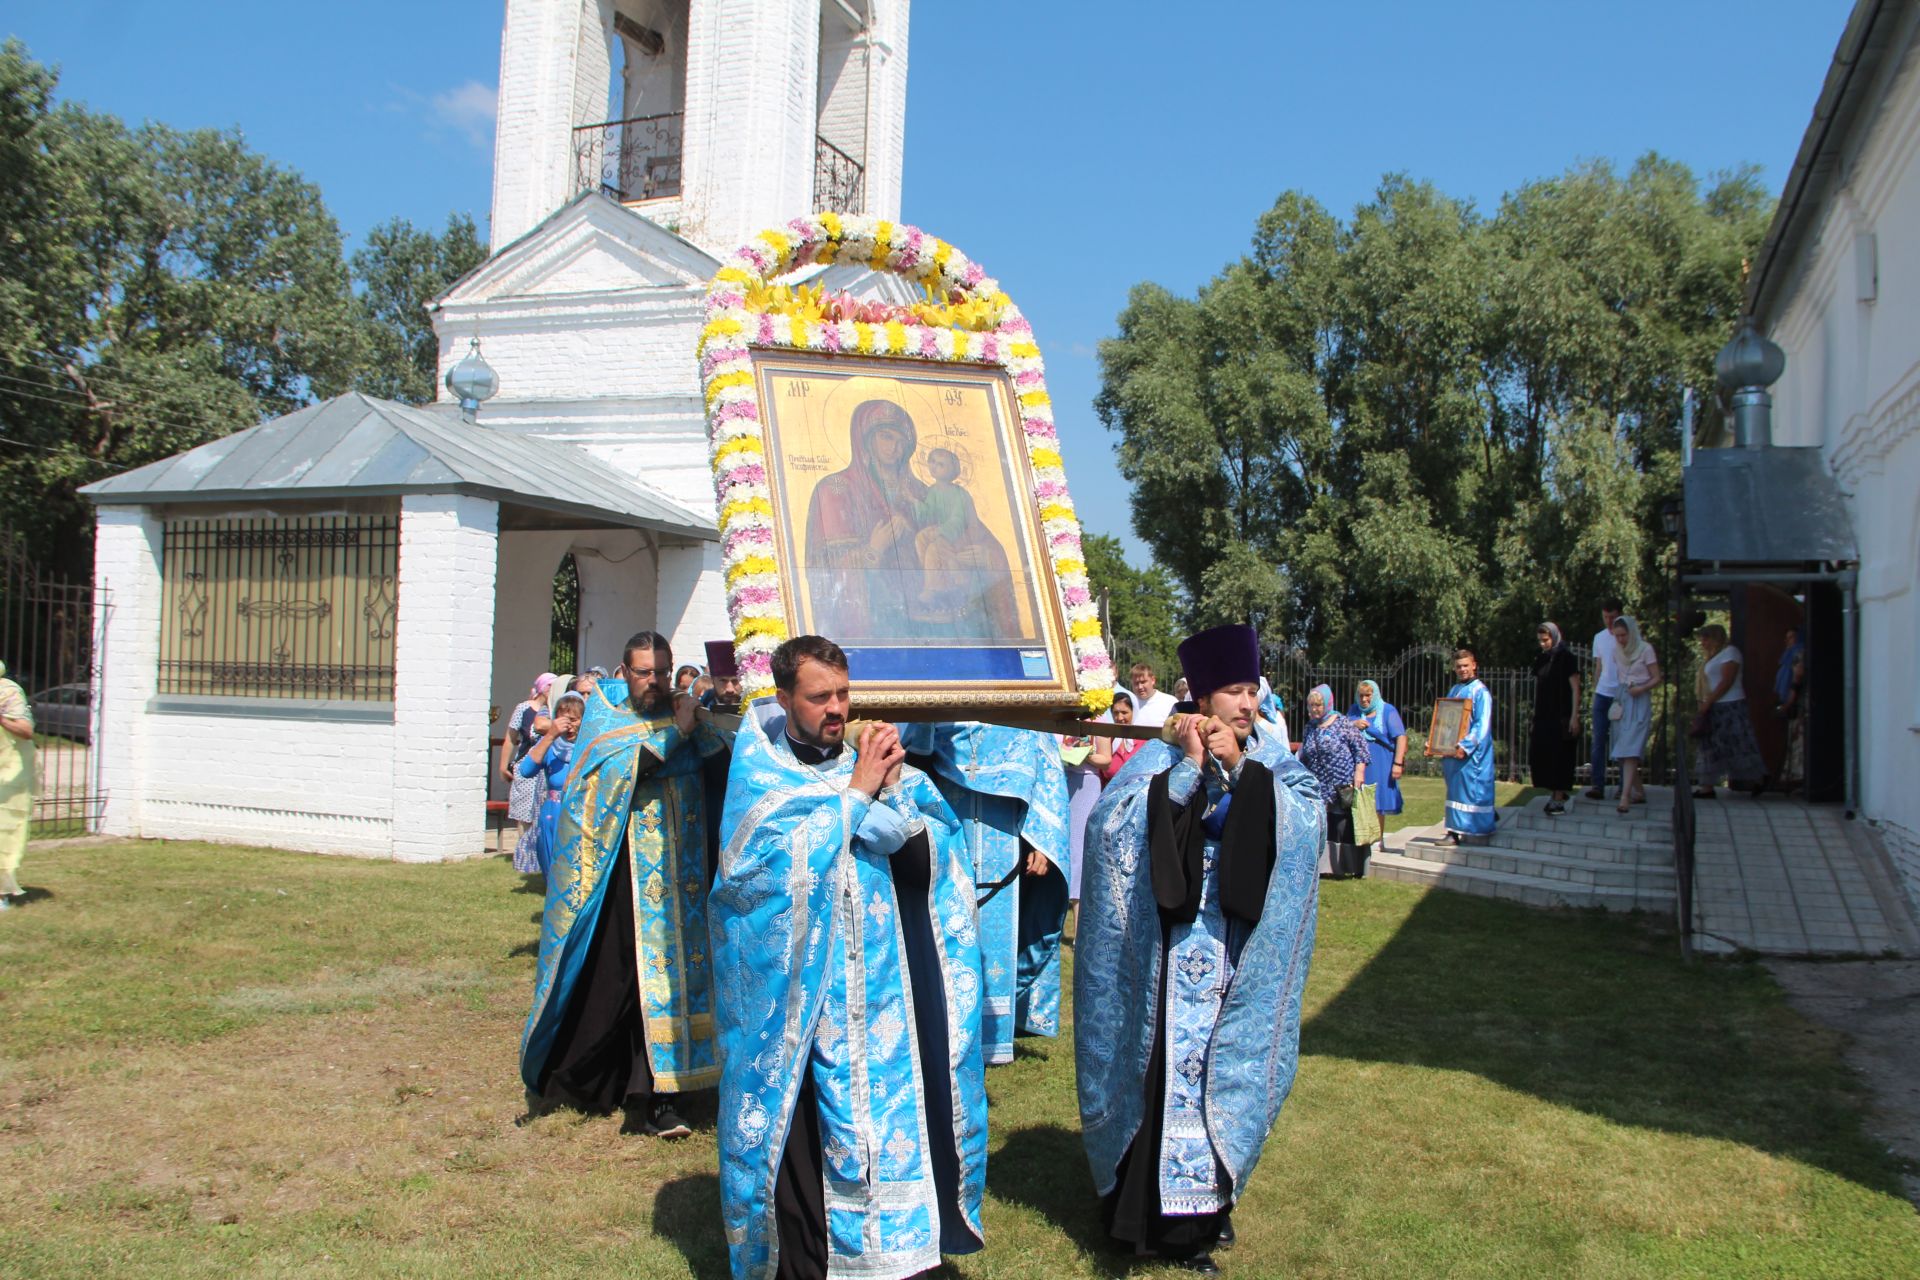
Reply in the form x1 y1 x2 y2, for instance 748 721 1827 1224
1425 697 1471 757
752 353 1077 710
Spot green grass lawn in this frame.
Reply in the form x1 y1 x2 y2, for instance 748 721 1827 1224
1 841 1914 1278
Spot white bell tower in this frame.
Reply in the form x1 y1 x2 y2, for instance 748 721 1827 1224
489 0 909 257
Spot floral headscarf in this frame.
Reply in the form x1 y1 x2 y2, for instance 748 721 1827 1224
1307 683 1337 726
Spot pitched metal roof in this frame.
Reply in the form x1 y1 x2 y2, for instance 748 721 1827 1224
79 393 716 541
1682 446 1857 567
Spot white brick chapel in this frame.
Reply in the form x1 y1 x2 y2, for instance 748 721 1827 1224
82 0 912 859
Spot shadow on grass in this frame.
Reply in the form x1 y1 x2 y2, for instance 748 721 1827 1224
653 1172 728 1280
8 885 55 906
1302 886 1908 1196
991 1123 1136 1275
507 939 538 959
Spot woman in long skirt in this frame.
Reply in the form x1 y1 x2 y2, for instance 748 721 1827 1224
1301 684 1369 877
1691 624 1768 798
1529 623 1582 814
1608 616 1660 813
0 661 35 907
1347 679 1405 822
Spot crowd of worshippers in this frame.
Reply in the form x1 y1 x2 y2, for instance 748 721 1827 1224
511 624 1323 1278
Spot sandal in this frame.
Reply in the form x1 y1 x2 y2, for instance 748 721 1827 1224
1615 802 1630 815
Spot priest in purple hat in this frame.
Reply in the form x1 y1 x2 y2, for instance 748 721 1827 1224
700 639 743 715
1074 624 1324 1275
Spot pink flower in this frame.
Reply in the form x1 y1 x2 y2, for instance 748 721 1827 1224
823 324 842 352
1035 480 1068 500
963 262 985 286
1077 654 1107 672
715 399 759 422
757 314 777 345
1063 587 1091 607
1015 369 1044 387
740 652 773 675
919 328 939 356
736 584 780 606
729 463 767 486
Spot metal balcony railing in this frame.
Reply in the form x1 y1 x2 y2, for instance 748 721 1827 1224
813 136 865 214
573 112 684 202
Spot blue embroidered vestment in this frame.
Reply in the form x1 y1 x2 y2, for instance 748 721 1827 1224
1442 679 1497 836
904 722 1071 1063
1074 727 1322 1212
712 703 988 1280
520 682 728 1095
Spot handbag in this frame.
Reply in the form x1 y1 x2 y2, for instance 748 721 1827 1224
1351 782 1382 846
1608 699 1625 722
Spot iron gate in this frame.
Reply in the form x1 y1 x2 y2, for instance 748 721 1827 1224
0 536 99 834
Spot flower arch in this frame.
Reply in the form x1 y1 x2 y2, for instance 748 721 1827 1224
696 212 1115 714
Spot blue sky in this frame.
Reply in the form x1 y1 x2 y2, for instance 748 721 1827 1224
8 0 1854 563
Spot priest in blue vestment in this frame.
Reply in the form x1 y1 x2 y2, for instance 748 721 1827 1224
901 721 1070 1064
1075 624 1323 1274
520 631 731 1139
713 635 988 1280
1442 646 1498 841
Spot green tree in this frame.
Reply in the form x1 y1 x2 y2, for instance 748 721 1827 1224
350 214 488 405
1098 158 1770 667
1081 532 1182 680
0 41 358 578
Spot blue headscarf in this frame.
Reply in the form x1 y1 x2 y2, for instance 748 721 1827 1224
1354 679 1388 737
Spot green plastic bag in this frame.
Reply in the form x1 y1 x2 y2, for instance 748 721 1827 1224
1351 782 1382 846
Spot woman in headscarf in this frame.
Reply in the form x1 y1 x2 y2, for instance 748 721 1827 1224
1301 683 1369 877
1693 623 1768 799
1607 615 1660 814
0 660 36 907
1346 679 1405 823
1529 622 1582 815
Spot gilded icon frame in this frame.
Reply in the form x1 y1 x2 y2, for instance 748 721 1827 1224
748 351 1080 715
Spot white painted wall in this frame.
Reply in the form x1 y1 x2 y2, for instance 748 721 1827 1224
391 495 501 862
1762 36 1920 908
92 508 161 839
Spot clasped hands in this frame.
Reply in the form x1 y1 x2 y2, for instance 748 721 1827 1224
849 722 906 799
1176 712 1245 774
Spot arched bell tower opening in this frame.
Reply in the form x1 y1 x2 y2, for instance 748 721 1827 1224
489 0 908 256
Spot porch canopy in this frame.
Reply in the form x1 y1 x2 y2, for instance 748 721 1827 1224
80 392 716 541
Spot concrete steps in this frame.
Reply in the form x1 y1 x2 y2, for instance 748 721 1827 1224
1367 792 1679 915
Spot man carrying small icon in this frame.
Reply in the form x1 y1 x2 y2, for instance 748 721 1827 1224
1075 624 1323 1275
519 630 729 1139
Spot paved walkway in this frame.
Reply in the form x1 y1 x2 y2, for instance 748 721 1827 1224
1687 789 1920 956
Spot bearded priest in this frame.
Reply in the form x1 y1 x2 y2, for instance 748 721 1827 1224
520 630 730 1139
1074 624 1324 1275
712 635 988 1280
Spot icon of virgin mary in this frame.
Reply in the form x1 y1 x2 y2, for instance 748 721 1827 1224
804 397 1018 643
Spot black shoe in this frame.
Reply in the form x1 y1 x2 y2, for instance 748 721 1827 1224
1216 1219 1235 1251
648 1100 692 1139
1544 801 1565 816
1175 1254 1220 1275
1583 788 1604 801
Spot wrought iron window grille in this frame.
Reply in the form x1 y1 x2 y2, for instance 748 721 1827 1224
158 515 399 702
572 112 684 203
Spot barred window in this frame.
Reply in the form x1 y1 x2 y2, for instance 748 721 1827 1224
158 515 399 701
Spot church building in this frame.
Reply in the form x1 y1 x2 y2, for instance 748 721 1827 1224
81 0 912 859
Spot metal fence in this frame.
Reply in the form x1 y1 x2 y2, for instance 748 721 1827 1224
0 534 99 834
813 135 865 214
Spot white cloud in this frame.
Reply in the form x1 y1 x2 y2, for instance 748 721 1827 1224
430 81 498 150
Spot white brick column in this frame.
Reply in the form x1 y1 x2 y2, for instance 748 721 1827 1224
392 495 500 862
91 506 163 837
